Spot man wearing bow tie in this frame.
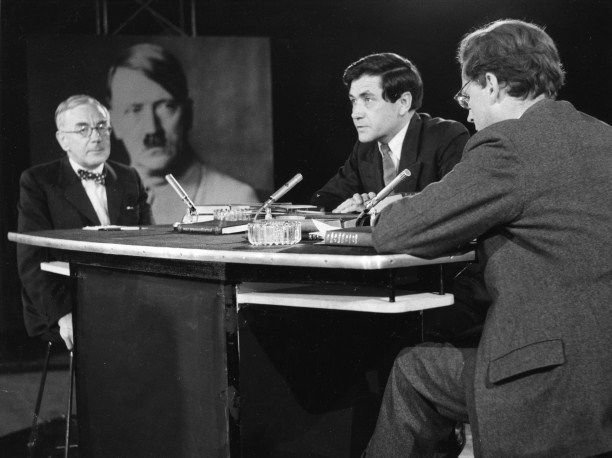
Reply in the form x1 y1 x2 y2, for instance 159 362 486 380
17 95 152 350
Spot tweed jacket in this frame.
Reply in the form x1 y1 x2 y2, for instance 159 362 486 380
311 112 469 210
372 99 612 456
17 157 152 337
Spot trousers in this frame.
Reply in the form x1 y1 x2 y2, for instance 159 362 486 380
365 343 477 457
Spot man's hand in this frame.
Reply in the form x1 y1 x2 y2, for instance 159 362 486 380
332 192 376 213
58 312 74 350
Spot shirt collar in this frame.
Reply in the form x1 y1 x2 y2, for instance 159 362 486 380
68 157 105 176
378 118 410 160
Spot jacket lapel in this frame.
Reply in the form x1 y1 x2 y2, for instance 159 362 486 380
365 144 385 191
104 162 123 224
396 112 423 193
58 157 101 225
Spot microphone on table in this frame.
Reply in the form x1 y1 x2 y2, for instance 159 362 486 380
165 174 198 216
355 169 412 223
253 173 303 220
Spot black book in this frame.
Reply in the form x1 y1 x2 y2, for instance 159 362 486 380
173 220 250 235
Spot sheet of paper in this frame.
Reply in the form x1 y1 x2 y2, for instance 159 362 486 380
311 219 341 237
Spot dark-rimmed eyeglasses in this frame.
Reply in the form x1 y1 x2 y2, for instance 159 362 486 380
60 125 112 138
453 81 472 110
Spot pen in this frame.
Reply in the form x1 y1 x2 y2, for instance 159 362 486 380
82 225 146 231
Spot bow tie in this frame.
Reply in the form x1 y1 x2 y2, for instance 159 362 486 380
77 169 106 185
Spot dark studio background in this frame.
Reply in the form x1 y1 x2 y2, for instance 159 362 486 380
1 0 610 348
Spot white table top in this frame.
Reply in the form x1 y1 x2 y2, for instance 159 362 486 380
8 226 474 271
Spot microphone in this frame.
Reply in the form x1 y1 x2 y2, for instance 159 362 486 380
165 174 198 216
254 173 303 219
356 169 411 221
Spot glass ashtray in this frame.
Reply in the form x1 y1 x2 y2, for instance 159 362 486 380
247 220 302 246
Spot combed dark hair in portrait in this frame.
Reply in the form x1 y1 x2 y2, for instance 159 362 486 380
342 52 424 110
106 43 189 104
458 19 566 99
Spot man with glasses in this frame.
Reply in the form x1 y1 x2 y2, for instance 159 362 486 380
17 95 152 350
365 20 612 456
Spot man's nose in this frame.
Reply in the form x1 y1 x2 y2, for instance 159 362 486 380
351 104 364 119
467 110 474 125
89 127 103 141
141 104 160 133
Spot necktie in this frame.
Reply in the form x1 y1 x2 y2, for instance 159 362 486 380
380 143 396 185
78 169 106 186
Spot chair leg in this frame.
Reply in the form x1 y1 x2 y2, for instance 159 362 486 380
27 341 53 456
64 349 75 458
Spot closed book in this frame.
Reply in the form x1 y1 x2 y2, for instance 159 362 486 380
173 220 249 235
323 226 373 247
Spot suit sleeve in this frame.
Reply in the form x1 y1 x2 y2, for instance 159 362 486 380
17 170 72 336
373 130 525 257
311 142 368 210
437 124 469 179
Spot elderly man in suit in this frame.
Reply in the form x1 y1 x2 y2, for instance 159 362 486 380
17 95 152 350
311 52 469 213
365 19 612 456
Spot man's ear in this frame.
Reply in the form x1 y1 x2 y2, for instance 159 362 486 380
398 91 413 115
484 72 502 103
55 131 68 152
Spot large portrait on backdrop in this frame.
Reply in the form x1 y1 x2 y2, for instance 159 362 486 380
26 35 273 223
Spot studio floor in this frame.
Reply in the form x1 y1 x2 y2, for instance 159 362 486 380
0 338 474 457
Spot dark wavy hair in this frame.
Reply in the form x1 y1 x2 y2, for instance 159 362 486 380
457 19 565 99
342 53 423 110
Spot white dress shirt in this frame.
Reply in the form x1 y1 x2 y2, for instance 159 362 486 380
68 158 110 225
377 120 410 174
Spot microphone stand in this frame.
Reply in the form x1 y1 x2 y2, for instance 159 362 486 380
253 173 303 220
355 169 411 226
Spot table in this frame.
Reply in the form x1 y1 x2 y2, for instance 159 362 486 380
9 226 473 457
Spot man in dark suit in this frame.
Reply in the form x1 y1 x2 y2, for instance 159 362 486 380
311 52 469 213
17 95 152 350
366 20 612 456
312 52 488 348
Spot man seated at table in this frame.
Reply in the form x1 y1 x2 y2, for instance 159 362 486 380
365 19 612 456
107 43 259 224
313 52 488 344
17 95 152 350
311 52 469 213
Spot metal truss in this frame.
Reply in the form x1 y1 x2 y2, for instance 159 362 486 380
94 0 197 36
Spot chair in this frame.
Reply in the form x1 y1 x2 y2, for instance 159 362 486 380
26 330 76 458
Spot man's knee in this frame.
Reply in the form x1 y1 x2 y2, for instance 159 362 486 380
390 342 465 391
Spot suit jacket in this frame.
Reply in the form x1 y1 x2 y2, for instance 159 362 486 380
311 112 469 210
372 99 612 456
17 157 152 337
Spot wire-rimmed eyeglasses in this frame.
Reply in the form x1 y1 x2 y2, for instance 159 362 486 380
60 124 112 138
453 81 472 110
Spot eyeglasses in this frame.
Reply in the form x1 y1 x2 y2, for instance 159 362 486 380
453 81 472 110
60 125 112 138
